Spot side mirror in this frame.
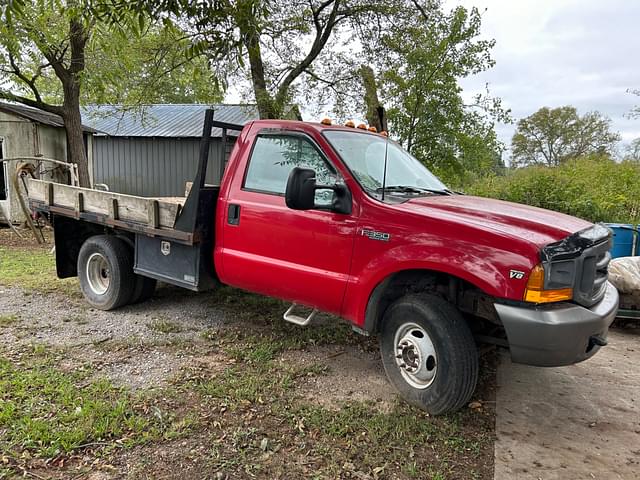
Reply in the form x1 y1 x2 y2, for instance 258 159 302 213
285 167 317 210
285 167 352 215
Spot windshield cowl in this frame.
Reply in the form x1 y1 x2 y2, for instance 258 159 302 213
375 185 453 196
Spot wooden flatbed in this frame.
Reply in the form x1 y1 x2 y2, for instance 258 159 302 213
27 178 196 244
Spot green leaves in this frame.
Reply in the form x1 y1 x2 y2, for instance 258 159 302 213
468 155 640 224
371 1 508 187
511 106 621 167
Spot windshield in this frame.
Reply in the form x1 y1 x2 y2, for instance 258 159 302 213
323 130 448 200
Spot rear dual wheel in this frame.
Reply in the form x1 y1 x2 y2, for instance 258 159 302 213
78 235 155 310
380 293 479 415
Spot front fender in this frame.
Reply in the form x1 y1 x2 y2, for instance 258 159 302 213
341 239 536 328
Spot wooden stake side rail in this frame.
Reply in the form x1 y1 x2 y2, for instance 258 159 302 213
27 178 197 245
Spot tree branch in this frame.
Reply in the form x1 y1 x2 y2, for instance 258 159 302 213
410 0 431 22
7 53 47 104
275 0 341 105
0 89 63 116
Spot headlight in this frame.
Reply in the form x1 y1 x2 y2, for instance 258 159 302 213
523 264 574 303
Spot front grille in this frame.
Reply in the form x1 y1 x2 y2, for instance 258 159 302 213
542 224 612 308
574 241 611 307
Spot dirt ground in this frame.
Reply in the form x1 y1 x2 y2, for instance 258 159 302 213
0 283 398 406
494 327 640 480
0 226 496 479
5 224 639 480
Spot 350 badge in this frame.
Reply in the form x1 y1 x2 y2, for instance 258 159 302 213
361 229 391 242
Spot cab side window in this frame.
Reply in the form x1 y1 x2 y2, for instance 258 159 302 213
244 134 337 204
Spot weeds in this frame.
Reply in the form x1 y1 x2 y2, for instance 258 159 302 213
147 318 183 334
0 356 158 460
0 314 19 327
0 247 78 295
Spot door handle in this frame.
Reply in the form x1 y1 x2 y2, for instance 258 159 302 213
228 204 241 225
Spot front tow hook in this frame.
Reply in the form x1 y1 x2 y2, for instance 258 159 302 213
588 335 608 352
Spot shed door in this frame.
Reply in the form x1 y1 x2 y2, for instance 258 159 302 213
0 138 7 202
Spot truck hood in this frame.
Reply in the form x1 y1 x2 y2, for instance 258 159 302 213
404 195 592 247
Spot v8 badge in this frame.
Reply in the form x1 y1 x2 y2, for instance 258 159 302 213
509 269 525 280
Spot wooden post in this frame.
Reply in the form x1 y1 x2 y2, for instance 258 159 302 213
45 183 54 206
147 200 159 228
75 192 84 214
108 198 119 220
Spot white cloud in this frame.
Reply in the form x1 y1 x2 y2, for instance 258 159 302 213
449 0 640 147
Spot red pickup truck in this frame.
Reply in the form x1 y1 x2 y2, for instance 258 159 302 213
29 110 619 415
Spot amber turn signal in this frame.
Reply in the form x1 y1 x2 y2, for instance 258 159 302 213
523 264 573 303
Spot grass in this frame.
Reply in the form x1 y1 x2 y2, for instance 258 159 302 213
184 330 492 479
0 314 19 327
1 358 137 458
0 234 495 478
0 246 78 295
0 350 187 470
146 318 184 334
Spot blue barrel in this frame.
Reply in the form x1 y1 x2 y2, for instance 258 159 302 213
605 224 638 258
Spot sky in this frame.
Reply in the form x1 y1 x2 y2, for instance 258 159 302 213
224 0 640 153
449 0 640 149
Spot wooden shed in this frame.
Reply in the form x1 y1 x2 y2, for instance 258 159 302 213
0 102 94 224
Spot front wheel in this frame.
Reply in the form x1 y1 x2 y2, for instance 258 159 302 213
380 293 479 415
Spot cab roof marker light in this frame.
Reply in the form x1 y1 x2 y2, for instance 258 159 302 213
320 118 332 125
344 120 355 128
356 123 367 130
368 126 377 132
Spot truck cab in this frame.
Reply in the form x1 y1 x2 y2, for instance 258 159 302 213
29 112 619 415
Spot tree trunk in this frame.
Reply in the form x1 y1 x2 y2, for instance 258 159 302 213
62 80 90 187
360 65 387 132
243 27 277 119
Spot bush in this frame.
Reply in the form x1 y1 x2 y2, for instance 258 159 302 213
466 156 640 224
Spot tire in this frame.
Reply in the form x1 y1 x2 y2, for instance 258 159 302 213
130 275 157 304
380 293 478 415
77 235 136 310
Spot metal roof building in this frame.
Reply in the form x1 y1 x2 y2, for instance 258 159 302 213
81 104 262 197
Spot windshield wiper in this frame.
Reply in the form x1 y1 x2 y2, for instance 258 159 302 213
376 185 452 195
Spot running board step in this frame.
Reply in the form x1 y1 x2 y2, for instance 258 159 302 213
283 303 318 326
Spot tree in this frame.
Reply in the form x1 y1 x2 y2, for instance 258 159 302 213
0 0 104 186
111 0 508 187
163 0 390 119
0 2 222 186
511 106 620 167
366 1 509 185
360 65 387 133
624 138 640 161
34 24 223 106
232 0 393 119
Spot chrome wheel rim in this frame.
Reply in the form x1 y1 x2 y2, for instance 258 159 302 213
86 252 110 295
393 322 437 389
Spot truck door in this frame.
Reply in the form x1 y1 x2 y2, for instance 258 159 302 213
218 130 357 315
